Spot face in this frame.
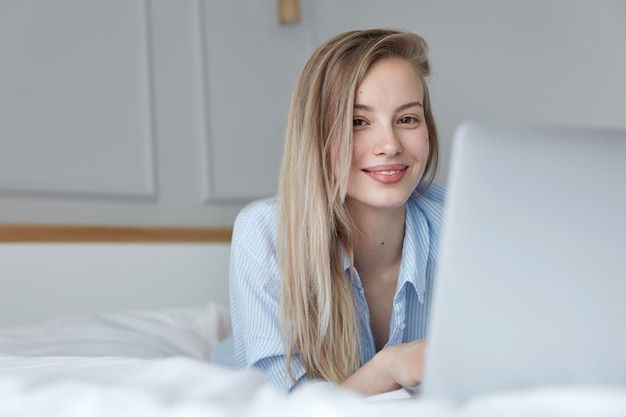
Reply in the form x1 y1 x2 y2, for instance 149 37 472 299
346 58 429 213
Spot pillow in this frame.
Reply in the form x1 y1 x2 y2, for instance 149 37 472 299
0 302 231 360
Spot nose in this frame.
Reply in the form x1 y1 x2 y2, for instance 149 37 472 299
373 124 402 156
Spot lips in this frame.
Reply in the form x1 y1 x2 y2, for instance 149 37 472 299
362 164 408 184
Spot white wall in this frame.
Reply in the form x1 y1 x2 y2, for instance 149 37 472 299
1 0 624 226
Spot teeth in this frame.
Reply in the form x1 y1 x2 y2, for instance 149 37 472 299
378 170 400 175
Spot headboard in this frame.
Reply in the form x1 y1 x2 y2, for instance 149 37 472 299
0 224 233 327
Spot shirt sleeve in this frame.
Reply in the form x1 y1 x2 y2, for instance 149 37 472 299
228 200 308 392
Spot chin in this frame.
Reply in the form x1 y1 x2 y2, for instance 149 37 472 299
367 196 411 210
346 185 416 211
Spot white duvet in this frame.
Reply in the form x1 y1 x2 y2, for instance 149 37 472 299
1 303 625 417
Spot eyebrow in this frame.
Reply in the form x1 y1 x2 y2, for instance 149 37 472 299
353 101 423 113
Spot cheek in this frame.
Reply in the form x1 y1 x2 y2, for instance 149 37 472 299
406 130 430 158
351 139 367 167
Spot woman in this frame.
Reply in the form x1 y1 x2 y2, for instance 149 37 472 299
229 28 445 396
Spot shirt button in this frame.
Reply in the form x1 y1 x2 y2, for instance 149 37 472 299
399 323 406 330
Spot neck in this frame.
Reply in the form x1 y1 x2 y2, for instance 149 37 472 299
348 203 406 277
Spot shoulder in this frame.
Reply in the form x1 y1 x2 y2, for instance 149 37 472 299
232 197 279 239
231 196 280 263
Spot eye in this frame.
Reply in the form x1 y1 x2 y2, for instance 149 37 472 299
398 116 419 125
353 118 368 127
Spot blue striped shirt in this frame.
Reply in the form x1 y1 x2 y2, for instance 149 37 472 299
229 183 446 392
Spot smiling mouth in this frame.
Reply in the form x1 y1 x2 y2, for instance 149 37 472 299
362 165 409 184
374 169 406 175
363 165 408 174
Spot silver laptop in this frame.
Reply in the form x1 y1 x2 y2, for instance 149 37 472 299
421 121 626 403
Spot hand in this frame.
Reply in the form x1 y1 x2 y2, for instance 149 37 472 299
379 339 427 388
341 338 427 396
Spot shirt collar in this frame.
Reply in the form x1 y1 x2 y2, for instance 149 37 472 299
398 201 429 303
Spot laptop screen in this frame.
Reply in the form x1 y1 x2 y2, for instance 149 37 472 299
422 121 626 403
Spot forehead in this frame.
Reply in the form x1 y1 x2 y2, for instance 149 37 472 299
355 58 424 104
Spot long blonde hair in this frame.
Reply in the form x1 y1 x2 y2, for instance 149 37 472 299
277 28 439 385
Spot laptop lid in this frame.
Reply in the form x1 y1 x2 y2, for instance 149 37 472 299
421 121 626 403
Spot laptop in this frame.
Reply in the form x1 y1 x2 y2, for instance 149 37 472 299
420 121 626 403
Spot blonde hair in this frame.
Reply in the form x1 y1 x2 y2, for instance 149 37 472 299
277 28 439 385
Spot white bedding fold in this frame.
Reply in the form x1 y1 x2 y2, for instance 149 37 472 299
1 355 626 417
0 356 276 417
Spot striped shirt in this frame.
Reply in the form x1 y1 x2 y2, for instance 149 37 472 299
229 183 446 392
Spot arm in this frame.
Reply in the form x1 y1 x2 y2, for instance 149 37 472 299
340 339 427 396
228 200 308 392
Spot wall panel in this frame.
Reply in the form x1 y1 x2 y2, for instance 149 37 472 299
0 0 156 199
200 0 313 200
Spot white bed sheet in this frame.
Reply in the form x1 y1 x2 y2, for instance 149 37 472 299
1 303 625 417
2 354 626 417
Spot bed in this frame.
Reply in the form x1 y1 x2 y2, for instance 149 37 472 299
1 224 625 416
